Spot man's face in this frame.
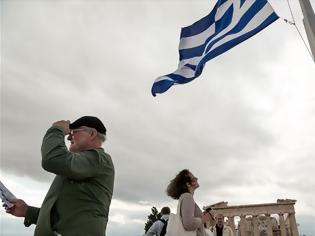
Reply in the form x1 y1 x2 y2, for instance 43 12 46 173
216 215 224 228
67 127 92 152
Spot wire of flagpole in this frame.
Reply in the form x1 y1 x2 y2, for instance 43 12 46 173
281 0 314 60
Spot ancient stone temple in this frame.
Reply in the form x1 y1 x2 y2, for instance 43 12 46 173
203 199 299 236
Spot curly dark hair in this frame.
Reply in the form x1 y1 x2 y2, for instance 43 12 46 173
166 169 192 199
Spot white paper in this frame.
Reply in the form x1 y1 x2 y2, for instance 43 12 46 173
0 180 16 208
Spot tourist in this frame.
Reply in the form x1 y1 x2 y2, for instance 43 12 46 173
166 169 214 236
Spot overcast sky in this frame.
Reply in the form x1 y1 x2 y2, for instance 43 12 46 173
1 0 315 235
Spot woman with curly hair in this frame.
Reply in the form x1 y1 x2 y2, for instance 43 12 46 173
166 169 213 236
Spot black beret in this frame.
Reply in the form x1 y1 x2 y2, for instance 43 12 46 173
69 116 106 135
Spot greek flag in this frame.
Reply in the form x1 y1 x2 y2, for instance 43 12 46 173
151 0 279 96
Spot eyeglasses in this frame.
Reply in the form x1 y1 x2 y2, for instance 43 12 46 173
69 128 91 136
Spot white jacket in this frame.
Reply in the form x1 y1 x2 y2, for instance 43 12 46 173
211 225 234 236
145 215 169 236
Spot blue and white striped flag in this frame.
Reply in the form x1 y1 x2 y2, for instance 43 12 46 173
151 0 279 96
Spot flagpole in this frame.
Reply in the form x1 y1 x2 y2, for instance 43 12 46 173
298 0 315 62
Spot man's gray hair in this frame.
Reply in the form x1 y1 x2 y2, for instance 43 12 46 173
97 133 106 142
81 126 106 142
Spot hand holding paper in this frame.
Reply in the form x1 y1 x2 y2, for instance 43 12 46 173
5 198 28 217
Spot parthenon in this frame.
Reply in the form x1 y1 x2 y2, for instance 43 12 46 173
203 199 299 236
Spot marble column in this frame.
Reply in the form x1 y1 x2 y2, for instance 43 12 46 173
278 213 286 236
265 214 273 236
228 216 236 235
252 215 260 236
288 213 299 236
239 215 246 236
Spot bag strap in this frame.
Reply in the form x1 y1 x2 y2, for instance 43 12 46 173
176 195 184 216
159 218 167 224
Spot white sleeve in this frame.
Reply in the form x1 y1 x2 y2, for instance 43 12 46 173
145 221 159 236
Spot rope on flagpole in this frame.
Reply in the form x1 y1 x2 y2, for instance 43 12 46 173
281 0 314 60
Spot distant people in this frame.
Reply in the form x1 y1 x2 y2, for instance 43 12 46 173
5 116 115 236
166 169 214 236
212 214 234 236
145 206 171 236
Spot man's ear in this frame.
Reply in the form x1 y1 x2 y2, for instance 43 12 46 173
90 129 98 138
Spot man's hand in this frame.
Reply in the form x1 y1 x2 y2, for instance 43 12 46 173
53 120 70 135
4 199 28 217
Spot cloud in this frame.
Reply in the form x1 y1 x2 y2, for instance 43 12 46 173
1 0 315 235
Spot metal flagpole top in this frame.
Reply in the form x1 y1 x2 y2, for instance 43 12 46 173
299 0 315 62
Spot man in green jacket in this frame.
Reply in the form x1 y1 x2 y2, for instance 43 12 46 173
6 116 115 236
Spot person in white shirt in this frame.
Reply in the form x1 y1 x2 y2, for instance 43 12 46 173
145 207 170 236
212 214 234 236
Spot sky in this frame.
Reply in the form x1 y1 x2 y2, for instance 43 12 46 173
1 0 315 235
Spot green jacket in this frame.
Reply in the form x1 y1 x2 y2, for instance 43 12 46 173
24 126 115 236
